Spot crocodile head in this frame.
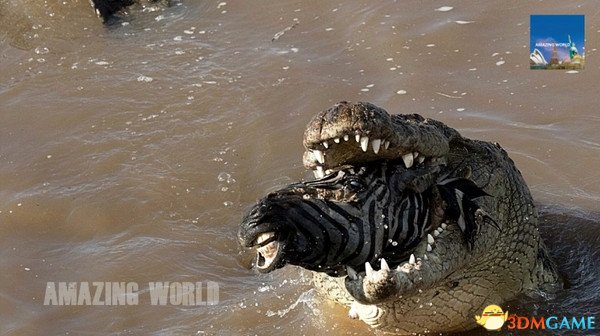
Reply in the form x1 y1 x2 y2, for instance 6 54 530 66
239 101 561 334
302 101 457 177
239 102 486 276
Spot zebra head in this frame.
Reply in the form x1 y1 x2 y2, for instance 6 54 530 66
239 160 489 277
239 163 428 276
240 102 494 277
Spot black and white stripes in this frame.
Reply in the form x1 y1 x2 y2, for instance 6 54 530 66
240 160 494 274
285 164 433 273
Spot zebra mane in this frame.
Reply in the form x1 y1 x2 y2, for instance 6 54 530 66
436 177 497 249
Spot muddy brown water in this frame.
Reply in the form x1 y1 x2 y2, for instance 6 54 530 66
1 1 599 335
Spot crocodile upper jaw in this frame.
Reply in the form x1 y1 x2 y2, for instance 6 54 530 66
302 101 450 177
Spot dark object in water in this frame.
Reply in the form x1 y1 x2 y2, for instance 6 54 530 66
89 0 170 23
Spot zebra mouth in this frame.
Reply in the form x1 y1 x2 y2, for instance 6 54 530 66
254 232 281 271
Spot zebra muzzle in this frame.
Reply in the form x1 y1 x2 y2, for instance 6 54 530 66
255 232 280 270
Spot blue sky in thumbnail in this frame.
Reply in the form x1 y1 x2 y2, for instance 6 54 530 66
530 15 585 61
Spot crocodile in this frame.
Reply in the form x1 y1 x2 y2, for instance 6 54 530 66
238 101 562 334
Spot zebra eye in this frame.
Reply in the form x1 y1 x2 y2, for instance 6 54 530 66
347 179 363 191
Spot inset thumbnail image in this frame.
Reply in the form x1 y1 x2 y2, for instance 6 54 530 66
530 15 585 70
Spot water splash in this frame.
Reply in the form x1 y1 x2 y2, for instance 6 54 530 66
265 289 320 317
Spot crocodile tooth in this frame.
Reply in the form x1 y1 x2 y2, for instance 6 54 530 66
380 258 390 271
426 244 432 252
343 134 349 141
423 254 428 260
427 234 435 244
384 140 390 149
313 150 325 164
409 254 416 265
402 152 414 168
360 136 369 152
365 261 374 277
441 223 448 229
347 266 358 280
315 166 325 178
355 134 361 142
418 156 425 164
322 141 329 149
325 169 333 174
348 308 358 319
371 139 381 154
433 230 440 237
413 151 419 158
333 138 340 143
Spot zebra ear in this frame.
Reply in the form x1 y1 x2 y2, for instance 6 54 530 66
437 177 490 198
437 178 494 249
